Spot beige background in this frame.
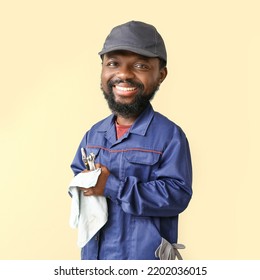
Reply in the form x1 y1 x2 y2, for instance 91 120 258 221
0 0 259 259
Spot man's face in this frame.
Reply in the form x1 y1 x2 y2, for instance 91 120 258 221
101 50 167 118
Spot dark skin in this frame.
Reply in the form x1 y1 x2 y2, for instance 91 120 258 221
80 50 167 196
78 163 110 196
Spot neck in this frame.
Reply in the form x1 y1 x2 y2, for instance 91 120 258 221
116 115 137 126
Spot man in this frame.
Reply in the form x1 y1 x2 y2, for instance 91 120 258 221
71 21 192 260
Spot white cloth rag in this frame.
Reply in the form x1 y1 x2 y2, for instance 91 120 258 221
68 168 108 248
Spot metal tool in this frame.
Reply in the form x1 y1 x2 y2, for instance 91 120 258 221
86 153 96 171
81 148 96 171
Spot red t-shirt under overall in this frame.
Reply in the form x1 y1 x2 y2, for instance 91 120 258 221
115 122 132 139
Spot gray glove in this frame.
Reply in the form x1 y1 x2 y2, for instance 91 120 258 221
155 238 185 260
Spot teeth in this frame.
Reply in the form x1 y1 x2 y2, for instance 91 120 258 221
115 85 136 92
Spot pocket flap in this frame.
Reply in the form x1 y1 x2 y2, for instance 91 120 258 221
125 150 161 165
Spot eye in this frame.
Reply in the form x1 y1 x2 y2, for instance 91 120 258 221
106 60 118 68
134 63 150 70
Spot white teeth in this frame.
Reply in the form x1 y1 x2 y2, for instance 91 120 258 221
115 85 136 92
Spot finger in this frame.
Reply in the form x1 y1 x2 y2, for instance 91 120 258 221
81 169 90 173
83 187 94 196
95 163 101 168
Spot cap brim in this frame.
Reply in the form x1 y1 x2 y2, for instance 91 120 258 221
98 45 160 59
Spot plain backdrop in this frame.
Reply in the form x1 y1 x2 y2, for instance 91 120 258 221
0 0 259 259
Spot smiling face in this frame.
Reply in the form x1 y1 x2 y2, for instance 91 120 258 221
101 50 167 119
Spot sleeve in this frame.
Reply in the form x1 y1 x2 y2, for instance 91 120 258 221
104 128 192 217
70 133 88 176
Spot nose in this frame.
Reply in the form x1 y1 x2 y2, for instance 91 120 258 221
116 64 135 81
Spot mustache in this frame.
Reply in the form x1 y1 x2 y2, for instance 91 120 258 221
108 78 144 90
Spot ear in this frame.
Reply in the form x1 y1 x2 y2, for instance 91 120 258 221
159 67 168 84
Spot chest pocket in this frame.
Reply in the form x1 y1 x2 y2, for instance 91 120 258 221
125 150 161 165
124 150 161 180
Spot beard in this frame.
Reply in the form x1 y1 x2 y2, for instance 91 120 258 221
102 78 158 118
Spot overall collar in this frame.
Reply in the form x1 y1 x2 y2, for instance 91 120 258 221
96 103 155 144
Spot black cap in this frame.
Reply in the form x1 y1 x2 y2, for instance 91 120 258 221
98 21 167 63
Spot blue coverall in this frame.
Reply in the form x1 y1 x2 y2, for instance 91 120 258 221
71 103 192 259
